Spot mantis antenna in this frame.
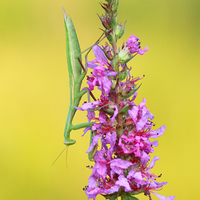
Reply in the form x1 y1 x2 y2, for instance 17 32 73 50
52 146 68 166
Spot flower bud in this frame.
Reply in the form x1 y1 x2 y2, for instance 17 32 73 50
111 80 116 90
115 82 122 95
118 46 131 64
100 3 110 14
115 23 126 39
108 0 114 6
122 85 140 99
98 15 111 29
102 43 114 60
109 14 117 29
106 29 115 44
112 56 118 71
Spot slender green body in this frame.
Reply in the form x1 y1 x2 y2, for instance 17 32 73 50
64 13 82 104
63 10 92 146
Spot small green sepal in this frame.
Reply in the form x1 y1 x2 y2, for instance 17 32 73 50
106 30 115 44
119 66 129 81
122 84 141 99
108 0 114 6
115 22 126 39
110 14 117 29
113 0 119 14
112 57 118 71
118 104 131 115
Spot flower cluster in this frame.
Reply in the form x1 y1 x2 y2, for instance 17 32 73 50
77 45 175 200
75 0 175 200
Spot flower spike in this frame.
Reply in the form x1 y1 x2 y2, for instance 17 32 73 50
64 0 175 199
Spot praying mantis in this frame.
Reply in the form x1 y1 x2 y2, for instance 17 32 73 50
62 9 104 161
63 9 92 146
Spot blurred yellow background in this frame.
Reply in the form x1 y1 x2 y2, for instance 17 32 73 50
0 0 199 199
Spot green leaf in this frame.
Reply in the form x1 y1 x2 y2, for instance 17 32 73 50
121 193 139 200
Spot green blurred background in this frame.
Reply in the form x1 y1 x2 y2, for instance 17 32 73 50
0 0 199 199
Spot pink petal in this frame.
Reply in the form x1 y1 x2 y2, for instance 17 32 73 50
88 175 98 187
111 105 118 124
82 127 91 136
96 162 107 178
101 76 112 95
128 106 138 124
115 175 132 192
138 46 148 55
151 140 158 147
149 125 166 138
87 61 98 69
148 156 159 170
110 159 133 175
139 98 146 107
106 185 120 194
151 192 175 200
136 112 150 131
92 45 109 65
104 71 118 76
86 134 101 153
140 151 150 166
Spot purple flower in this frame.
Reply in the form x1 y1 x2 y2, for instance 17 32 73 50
82 94 172 199
115 175 132 192
87 45 117 97
127 34 148 55
109 159 133 175
77 25 174 200
128 98 154 132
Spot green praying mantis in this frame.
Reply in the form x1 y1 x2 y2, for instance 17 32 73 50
62 10 93 147
58 9 105 163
